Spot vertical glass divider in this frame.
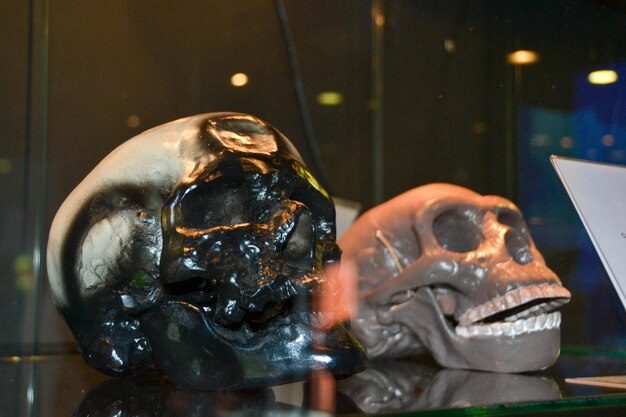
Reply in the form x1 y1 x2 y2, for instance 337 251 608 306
372 0 385 204
22 0 49 415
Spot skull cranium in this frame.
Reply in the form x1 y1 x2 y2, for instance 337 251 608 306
339 183 570 372
47 113 365 389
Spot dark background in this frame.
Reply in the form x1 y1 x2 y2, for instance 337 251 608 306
3 0 626 360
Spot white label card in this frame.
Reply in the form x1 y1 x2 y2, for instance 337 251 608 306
551 155 626 310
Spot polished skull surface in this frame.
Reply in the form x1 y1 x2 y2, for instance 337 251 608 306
47 113 365 389
339 183 570 372
338 360 561 414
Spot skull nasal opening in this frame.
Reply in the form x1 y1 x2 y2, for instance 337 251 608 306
432 207 483 253
281 209 314 270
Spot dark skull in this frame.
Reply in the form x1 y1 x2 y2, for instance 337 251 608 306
47 113 365 389
339 183 570 372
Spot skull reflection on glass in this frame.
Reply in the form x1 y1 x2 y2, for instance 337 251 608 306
339 183 570 373
47 113 365 390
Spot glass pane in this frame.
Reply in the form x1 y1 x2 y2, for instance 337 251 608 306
0 1 32 354
42 0 372 350
5 1 626 416
511 1 626 348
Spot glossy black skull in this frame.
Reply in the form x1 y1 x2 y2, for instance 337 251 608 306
47 113 365 390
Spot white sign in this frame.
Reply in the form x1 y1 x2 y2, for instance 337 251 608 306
552 155 626 310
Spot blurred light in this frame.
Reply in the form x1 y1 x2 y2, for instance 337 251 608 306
14 254 31 275
531 134 550 147
444 39 456 53
560 136 574 149
14 254 33 291
126 115 141 128
317 91 343 106
472 121 487 134
0 158 12 174
507 50 540 65
0 355 45 363
588 70 618 85
374 13 385 27
230 72 249 87
602 134 615 147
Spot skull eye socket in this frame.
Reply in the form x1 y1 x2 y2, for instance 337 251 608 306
282 210 314 269
497 208 528 236
180 179 277 228
432 207 483 253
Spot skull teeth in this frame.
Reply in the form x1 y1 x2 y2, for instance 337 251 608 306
457 283 571 326
455 311 561 338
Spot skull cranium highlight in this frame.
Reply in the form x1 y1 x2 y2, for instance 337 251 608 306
339 183 570 372
47 113 365 389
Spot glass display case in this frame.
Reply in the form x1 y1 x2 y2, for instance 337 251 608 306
3 0 626 415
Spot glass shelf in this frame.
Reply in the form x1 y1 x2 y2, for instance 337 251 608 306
4 347 626 416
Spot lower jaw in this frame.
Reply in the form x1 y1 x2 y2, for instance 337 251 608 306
139 300 366 390
390 288 562 373
434 326 561 373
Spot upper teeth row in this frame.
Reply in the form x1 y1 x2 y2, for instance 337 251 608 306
457 283 570 326
455 311 561 338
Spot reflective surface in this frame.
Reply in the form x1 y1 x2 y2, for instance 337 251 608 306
46 113 364 389
5 349 626 416
4 1 626 415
